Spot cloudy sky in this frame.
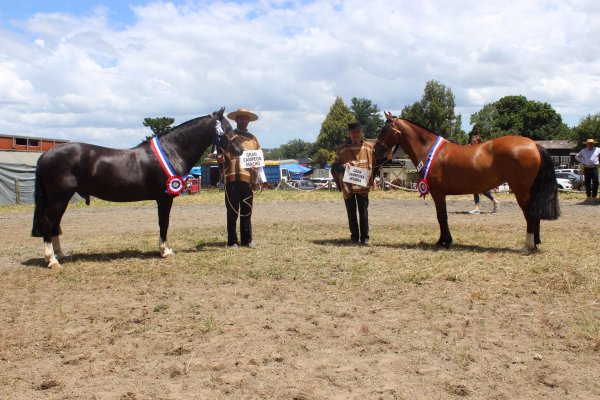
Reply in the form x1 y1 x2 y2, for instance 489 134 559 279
1 0 599 149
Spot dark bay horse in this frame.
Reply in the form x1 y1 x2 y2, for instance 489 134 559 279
32 108 243 268
374 112 560 252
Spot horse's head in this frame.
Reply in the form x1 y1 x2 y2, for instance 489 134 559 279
374 111 401 161
213 108 244 157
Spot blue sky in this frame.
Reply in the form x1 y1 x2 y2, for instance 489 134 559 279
1 0 599 148
0 1 136 27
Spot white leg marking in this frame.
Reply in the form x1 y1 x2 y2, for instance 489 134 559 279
522 233 536 254
44 241 60 269
159 237 174 258
52 236 66 259
526 233 535 249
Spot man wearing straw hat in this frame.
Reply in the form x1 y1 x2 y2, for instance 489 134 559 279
220 108 261 248
575 138 600 200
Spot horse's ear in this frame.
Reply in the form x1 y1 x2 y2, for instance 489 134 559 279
385 111 394 121
215 107 225 120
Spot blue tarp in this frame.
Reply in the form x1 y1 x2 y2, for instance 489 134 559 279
189 166 202 176
280 163 311 174
280 163 312 180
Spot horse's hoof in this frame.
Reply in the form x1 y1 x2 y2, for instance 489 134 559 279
521 246 537 255
48 260 61 269
161 249 174 258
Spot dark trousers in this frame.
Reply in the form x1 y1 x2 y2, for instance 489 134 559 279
474 191 495 204
225 181 253 245
344 193 369 243
583 167 599 197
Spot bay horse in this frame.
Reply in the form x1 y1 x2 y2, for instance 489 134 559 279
32 108 243 268
374 112 560 252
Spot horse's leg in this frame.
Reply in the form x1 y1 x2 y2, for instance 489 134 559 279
51 200 70 260
533 218 541 246
432 194 452 248
157 197 174 257
513 189 537 253
43 196 70 268
522 217 538 253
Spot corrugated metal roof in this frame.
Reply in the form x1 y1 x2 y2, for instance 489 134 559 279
0 133 68 142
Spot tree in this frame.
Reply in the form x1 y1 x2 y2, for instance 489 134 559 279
262 147 283 160
469 96 569 140
143 117 175 141
316 97 356 151
312 148 335 168
571 113 600 145
401 80 465 143
350 97 385 139
278 139 315 159
469 103 497 140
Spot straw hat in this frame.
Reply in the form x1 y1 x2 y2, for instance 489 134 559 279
227 108 258 122
583 138 598 144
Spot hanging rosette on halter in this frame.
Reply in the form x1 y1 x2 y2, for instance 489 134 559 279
416 135 445 198
150 136 186 196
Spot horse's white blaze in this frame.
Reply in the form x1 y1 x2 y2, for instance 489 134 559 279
51 236 66 259
159 238 174 257
44 241 60 268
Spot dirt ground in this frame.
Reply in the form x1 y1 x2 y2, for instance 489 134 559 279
1 194 599 399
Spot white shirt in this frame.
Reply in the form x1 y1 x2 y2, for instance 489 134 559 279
575 147 600 167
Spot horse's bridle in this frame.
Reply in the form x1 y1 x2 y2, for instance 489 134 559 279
376 119 402 153
212 117 241 158
373 119 402 169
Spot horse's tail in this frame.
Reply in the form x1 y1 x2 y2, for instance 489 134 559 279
527 144 560 220
31 159 47 237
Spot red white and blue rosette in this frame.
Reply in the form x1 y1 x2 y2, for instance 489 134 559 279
151 136 185 196
166 175 185 195
417 178 430 198
417 136 445 199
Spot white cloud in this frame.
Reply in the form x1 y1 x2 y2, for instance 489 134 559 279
0 0 599 147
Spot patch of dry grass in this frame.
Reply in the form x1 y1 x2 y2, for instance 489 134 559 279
1 189 599 398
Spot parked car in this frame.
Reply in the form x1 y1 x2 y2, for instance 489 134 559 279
555 168 581 176
556 177 573 190
555 172 584 191
289 179 317 190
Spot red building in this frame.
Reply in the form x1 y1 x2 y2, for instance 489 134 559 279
0 134 68 152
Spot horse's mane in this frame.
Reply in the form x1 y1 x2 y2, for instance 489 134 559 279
397 117 441 137
156 114 211 138
138 114 211 146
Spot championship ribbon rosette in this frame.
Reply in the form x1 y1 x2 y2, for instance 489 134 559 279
150 136 185 196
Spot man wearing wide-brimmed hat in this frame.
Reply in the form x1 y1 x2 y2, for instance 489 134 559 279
575 138 600 200
220 108 261 248
331 122 376 245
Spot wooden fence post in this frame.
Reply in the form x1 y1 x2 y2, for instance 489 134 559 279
15 179 20 205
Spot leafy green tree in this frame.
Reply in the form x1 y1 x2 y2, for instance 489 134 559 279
316 97 356 151
469 96 569 140
469 104 497 140
143 117 175 141
401 80 465 143
262 147 283 160
350 97 385 139
571 113 600 145
278 139 316 159
312 148 335 168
